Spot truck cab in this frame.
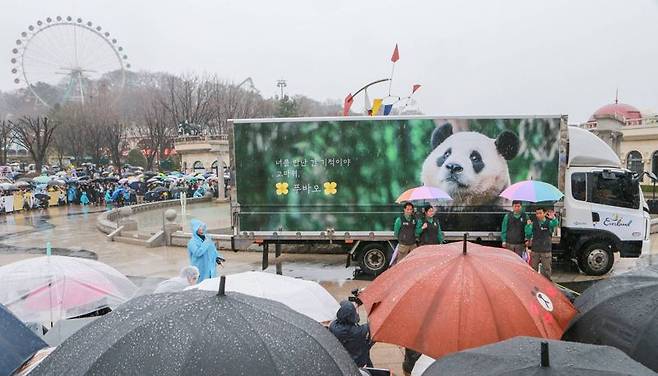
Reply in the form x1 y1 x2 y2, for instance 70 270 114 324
561 126 650 275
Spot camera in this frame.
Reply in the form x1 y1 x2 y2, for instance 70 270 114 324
348 288 363 305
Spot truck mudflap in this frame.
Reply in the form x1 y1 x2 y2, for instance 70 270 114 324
619 241 643 258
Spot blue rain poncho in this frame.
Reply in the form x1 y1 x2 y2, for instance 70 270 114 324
193 187 205 198
80 192 90 205
187 219 223 282
67 187 77 203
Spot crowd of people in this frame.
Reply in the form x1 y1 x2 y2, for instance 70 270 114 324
0 165 226 216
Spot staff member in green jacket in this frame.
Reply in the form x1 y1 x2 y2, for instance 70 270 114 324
393 202 417 260
525 207 559 279
417 204 444 245
501 200 527 257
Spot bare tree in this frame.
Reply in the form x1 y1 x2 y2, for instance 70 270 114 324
10 116 59 172
50 104 86 164
102 117 126 173
139 90 173 170
161 74 216 131
0 119 14 165
209 81 272 135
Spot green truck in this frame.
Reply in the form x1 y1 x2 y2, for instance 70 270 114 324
229 116 649 276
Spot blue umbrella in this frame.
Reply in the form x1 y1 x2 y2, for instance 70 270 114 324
0 303 48 375
111 188 125 202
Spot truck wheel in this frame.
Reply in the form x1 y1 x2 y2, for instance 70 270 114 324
358 243 390 276
578 241 614 276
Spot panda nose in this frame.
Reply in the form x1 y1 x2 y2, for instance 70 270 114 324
446 163 463 174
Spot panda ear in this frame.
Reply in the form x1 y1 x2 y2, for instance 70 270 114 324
431 123 453 150
495 131 520 160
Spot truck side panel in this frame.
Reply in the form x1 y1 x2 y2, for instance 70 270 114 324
230 116 564 235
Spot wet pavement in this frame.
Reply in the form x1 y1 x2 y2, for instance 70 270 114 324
1 205 657 374
133 201 230 233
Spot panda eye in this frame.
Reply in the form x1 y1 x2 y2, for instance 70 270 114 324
443 149 451 158
470 151 482 162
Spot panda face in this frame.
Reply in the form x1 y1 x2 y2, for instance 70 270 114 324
421 131 515 205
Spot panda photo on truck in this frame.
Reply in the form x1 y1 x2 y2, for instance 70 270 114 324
421 122 520 208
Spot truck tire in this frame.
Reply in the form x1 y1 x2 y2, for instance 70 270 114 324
358 243 390 276
577 241 614 276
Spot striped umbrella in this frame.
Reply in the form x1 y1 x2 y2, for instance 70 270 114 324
499 181 563 203
396 186 452 203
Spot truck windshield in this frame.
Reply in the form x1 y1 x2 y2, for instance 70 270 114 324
587 171 640 209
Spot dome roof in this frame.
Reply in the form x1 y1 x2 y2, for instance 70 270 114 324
590 102 642 122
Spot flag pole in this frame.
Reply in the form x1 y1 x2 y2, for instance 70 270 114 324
388 44 399 96
388 63 395 96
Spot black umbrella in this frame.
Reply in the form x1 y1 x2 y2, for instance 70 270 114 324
422 336 654 376
563 265 658 372
34 193 49 201
0 303 48 376
0 183 18 191
32 281 360 376
47 180 66 187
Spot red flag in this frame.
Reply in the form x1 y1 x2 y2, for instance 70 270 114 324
343 93 354 116
391 44 400 63
412 84 421 94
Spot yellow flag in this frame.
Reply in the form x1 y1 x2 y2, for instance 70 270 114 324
371 98 383 116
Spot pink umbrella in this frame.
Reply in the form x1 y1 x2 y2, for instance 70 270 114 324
396 186 452 203
23 278 121 311
0 256 137 324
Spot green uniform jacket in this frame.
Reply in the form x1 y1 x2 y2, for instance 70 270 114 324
415 217 444 244
501 212 525 243
524 217 559 240
393 215 414 238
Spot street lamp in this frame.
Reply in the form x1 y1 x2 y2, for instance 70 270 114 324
276 79 287 99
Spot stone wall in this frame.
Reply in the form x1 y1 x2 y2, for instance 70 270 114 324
96 197 213 235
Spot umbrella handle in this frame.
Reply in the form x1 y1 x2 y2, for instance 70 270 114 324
540 342 550 367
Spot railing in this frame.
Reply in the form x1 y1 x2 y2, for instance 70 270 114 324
586 116 658 129
175 134 229 144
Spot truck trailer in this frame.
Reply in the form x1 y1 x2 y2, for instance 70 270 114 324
228 116 650 276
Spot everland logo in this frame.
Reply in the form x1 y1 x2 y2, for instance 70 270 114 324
603 213 633 227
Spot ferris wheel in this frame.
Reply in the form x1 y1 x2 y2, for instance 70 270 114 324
10 16 130 108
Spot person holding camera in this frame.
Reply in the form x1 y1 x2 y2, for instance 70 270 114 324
188 219 224 282
329 299 374 368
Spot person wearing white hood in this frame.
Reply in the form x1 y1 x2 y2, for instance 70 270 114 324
154 266 200 293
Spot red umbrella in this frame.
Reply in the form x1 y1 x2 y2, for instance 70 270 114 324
359 240 577 359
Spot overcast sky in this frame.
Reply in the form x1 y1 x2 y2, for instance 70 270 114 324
1 0 657 123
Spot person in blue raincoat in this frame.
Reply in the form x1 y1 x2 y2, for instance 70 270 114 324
80 191 90 205
188 219 224 282
104 190 113 210
67 186 77 205
193 185 205 198
122 187 132 205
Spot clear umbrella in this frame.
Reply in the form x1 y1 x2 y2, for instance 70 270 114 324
187 271 340 322
0 256 137 325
